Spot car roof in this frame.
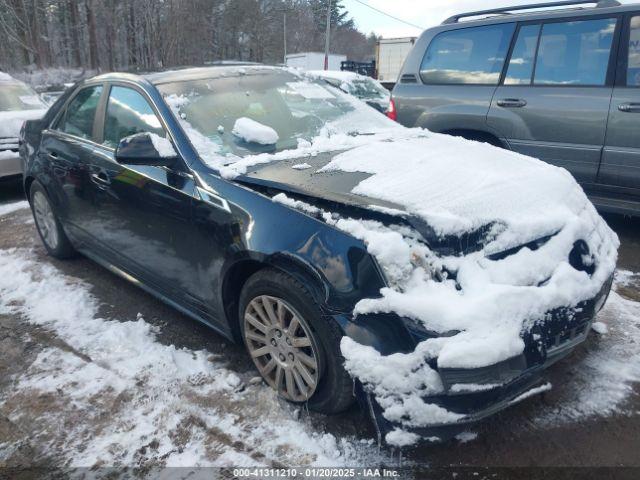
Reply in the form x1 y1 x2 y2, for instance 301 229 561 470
87 65 288 87
435 0 639 31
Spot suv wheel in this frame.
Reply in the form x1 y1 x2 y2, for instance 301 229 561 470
239 269 354 414
30 181 76 259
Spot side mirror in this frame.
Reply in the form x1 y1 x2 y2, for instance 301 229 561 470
115 132 178 167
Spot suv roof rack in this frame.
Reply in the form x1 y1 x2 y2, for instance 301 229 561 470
442 0 621 24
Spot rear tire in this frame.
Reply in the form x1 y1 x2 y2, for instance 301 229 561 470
30 181 76 259
239 268 354 414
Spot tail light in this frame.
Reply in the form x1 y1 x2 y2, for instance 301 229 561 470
386 97 397 122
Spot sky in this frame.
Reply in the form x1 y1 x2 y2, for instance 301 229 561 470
345 0 636 38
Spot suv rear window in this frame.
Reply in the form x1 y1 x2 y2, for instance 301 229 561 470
420 23 515 85
533 18 616 86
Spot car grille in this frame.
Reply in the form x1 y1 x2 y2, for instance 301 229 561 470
542 316 590 352
0 137 19 153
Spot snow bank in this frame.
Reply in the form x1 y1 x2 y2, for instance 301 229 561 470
0 249 383 467
0 201 28 217
232 117 279 145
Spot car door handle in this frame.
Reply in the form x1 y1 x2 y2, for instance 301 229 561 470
497 98 527 108
90 172 110 187
47 151 59 160
618 103 640 113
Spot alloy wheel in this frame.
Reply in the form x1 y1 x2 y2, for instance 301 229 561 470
33 191 59 250
243 295 320 402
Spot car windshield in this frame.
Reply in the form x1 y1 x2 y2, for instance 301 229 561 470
348 78 389 100
157 69 393 158
0 83 45 111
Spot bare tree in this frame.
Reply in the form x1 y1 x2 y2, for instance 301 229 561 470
0 0 375 74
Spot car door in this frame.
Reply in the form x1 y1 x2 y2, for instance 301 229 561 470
487 16 620 184
81 83 208 316
599 13 640 196
39 84 105 241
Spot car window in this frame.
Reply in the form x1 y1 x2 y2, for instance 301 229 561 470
534 18 616 86
158 70 394 158
57 85 103 140
103 86 165 148
505 25 541 85
628 16 640 86
420 23 515 85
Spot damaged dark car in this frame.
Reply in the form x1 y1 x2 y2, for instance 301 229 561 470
20 66 618 446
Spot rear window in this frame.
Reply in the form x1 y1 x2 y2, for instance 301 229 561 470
420 23 515 85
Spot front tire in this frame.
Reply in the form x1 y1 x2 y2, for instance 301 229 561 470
239 269 354 414
30 181 76 259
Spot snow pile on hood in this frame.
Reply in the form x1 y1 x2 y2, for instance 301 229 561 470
0 109 47 138
232 117 279 145
0 248 382 467
272 131 618 446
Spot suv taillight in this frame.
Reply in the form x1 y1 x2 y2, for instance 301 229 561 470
387 97 397 122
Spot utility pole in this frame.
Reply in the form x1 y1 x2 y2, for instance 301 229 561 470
323 0 332 70
283 12 287 65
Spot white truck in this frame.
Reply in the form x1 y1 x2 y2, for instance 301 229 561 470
285 52 347 71
376 37 417 88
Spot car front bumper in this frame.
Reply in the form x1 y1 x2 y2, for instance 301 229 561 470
358 273 614 444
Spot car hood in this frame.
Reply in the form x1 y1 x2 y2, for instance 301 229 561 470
236 133 613 257
0 109 47 138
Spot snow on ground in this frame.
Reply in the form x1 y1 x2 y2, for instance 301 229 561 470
535 271 640 425
0 248 382 467
0 200 28 217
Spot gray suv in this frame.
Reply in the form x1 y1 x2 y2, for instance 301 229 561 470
393 0 640 215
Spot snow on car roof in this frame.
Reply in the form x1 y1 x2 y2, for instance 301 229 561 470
307 70 362 81
145 65 282 85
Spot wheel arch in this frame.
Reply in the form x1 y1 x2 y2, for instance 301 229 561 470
23 175 36 201
440 128 506 148
221 254 330 343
